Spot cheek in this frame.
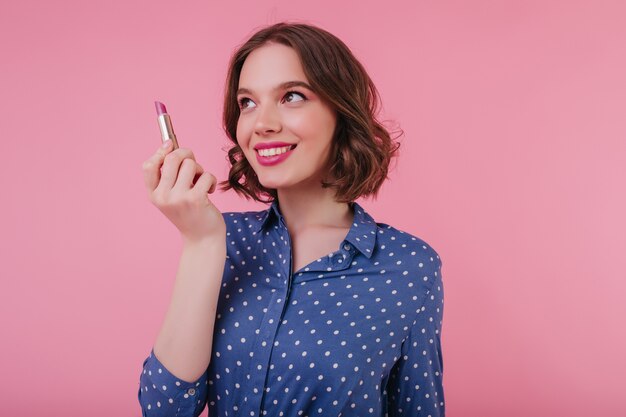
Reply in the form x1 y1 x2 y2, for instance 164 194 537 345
287 110 331 139
236 119 251 148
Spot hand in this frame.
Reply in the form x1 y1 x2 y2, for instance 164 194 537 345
142 140 226 244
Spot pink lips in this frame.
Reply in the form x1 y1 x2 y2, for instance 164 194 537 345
255 145 296 166
255 141 295 150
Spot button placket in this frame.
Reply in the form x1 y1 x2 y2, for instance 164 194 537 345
250 226 293 416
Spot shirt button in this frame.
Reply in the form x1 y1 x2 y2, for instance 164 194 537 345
187 388 196 396
343 244 351 250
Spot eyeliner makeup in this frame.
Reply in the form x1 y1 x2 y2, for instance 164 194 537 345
155 101 179 150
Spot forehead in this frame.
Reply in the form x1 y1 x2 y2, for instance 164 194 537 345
239 43 309 88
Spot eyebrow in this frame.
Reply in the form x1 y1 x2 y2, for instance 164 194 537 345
236 81 313 96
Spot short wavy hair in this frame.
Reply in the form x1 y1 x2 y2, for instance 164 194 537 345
218 21 402 204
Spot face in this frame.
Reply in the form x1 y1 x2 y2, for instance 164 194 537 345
236 42 337 192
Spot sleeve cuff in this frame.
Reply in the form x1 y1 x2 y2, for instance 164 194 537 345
139 348 209 414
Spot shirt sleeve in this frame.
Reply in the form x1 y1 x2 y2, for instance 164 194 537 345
386 258 445 416
137 348 209 417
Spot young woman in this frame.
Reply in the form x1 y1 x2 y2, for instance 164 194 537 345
139 22 444 417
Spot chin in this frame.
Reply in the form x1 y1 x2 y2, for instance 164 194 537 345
258 179 289 190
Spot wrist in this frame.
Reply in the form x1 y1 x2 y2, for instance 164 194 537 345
181 234 225 250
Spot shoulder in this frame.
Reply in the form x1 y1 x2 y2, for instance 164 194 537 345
369 222 444 336
221 208 266 222
374 221 443 269
221 208 269 231
220 209 270 261
371 221 444 308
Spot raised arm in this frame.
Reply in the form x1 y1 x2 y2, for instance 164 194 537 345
137 138 227 416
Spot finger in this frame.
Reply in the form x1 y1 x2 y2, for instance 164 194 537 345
174 158 204 190
158 148 196 191
193 171 218 197
142 140 176 193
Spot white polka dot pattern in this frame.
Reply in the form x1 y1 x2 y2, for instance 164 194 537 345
137 349 208 417
137 201 445 416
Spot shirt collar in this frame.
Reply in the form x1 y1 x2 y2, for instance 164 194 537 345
253 200 377 259
252 200 281 234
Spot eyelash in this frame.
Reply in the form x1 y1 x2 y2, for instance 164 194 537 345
238 91 307 110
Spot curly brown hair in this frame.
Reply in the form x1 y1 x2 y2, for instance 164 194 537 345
218 21 403 204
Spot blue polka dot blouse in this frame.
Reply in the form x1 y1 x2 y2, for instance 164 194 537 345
138 200 445 416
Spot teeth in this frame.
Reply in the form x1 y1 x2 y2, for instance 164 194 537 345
257 145 293 157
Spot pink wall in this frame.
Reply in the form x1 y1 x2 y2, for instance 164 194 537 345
1 0 624 415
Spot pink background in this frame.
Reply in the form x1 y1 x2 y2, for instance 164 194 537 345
1 0 625 416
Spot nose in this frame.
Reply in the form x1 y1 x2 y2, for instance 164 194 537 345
254 102 282 135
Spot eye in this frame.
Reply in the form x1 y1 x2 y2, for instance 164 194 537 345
237 91 307 111
238 97 255 110
284 91 307 103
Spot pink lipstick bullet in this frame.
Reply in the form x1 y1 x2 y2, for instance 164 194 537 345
155 101 179 150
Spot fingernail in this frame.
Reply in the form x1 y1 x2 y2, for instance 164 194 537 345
162 140 171 149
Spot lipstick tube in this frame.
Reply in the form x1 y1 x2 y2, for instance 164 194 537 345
155 101 179 150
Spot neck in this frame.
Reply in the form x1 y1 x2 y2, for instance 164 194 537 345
276 187 353 234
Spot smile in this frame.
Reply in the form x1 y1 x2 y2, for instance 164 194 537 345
255 144 297 166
